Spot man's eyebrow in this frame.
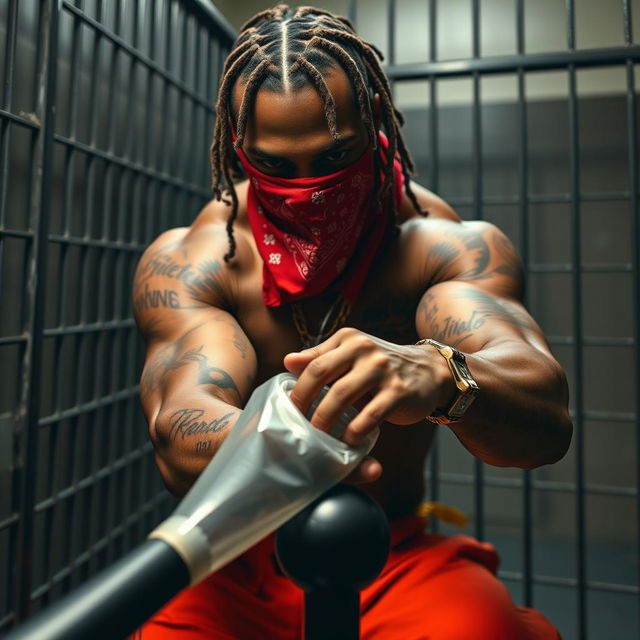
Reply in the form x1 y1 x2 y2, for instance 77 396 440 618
246 135 358 160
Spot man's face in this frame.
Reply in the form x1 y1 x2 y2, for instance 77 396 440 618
232 65 373 179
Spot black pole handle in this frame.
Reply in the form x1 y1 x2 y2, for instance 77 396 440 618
275 484 390 640
3 538 189 640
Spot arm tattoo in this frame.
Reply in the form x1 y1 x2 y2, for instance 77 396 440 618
429 242 462 281
419 287 535 347
168 409 235 440
134 250 228 305
180 346 240 395
433 223 523 288
185 260 227 302
456 232 491 279
133 284 205 311
140 325 240 400
140 325 204 396
418 291 485 348
454 287 535 331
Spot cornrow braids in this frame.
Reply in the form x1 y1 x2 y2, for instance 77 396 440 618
290 55 338 139
306 34 376 147
210 4 425 262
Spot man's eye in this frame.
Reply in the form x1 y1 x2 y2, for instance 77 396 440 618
258 158 283 169
325 150 348 163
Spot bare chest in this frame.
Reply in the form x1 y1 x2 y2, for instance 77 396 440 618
236 249 423 382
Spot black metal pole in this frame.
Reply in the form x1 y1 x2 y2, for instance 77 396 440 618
3 538 189 640
276 484 390 640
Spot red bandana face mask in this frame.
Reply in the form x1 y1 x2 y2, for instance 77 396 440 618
236 132 403 307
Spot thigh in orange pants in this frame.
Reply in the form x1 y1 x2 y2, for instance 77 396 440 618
134 516 560 640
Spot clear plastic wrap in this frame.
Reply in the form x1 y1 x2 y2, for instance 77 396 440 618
149 372 379 585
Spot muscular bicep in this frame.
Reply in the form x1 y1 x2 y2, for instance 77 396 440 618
140 309 257 414
133 230 257 422
416 219 551 355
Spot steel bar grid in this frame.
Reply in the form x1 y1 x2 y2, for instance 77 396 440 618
515 0 534 607
378 0 639 637
0 0 638 637
386 46 640 81
427 0 441 535
566 1 588 635
470 0 485 545
0 0 233 630
429 471 638 498
623 0 640 633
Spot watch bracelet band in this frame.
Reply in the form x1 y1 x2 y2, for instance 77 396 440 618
415 338 479 424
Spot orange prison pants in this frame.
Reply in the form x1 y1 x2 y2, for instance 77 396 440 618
134 516 561 640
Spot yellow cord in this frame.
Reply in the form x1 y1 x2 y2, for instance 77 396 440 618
417 502 468 528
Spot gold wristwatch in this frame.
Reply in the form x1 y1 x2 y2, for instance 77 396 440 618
416 338 479 424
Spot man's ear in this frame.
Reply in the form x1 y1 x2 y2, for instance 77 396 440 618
372 93 382 131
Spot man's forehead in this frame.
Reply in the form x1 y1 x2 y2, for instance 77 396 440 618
230 65 359 129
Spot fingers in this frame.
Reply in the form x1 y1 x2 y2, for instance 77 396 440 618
283 346 320 375
342 389 400 447
305 363 379 433
287 330 369 417
283 329 347 374
342 456 383 485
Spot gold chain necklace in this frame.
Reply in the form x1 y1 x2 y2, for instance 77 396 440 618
291 295 352 348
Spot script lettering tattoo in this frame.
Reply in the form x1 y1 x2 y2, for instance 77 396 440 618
455 287 535 331
418 291 485 347
195 441 213 453
419 286 534 347
135 249 226 303
168 409 235 440
136 252 196 284
437 311 486 343
133 284 184 311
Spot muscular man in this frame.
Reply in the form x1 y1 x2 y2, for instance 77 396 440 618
133 5 571 639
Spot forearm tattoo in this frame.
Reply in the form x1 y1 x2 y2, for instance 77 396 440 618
168 409 236 440
419 287 534 348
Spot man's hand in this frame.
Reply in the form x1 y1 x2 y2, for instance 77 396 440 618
283 327 453 448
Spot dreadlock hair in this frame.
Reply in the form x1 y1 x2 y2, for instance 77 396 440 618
210 4 424 262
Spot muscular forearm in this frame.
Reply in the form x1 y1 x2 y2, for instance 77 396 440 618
151 394 242 498
450 339 572 469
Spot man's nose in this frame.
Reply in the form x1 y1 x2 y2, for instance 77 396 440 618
292 162 316 178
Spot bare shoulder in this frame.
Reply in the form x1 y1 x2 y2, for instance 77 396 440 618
134 187 255 315
398 180 460 222
400 217 524 299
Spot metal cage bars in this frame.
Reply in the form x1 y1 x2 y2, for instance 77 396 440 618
1 0 639 638
377 1 639 638
0 0 234 629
